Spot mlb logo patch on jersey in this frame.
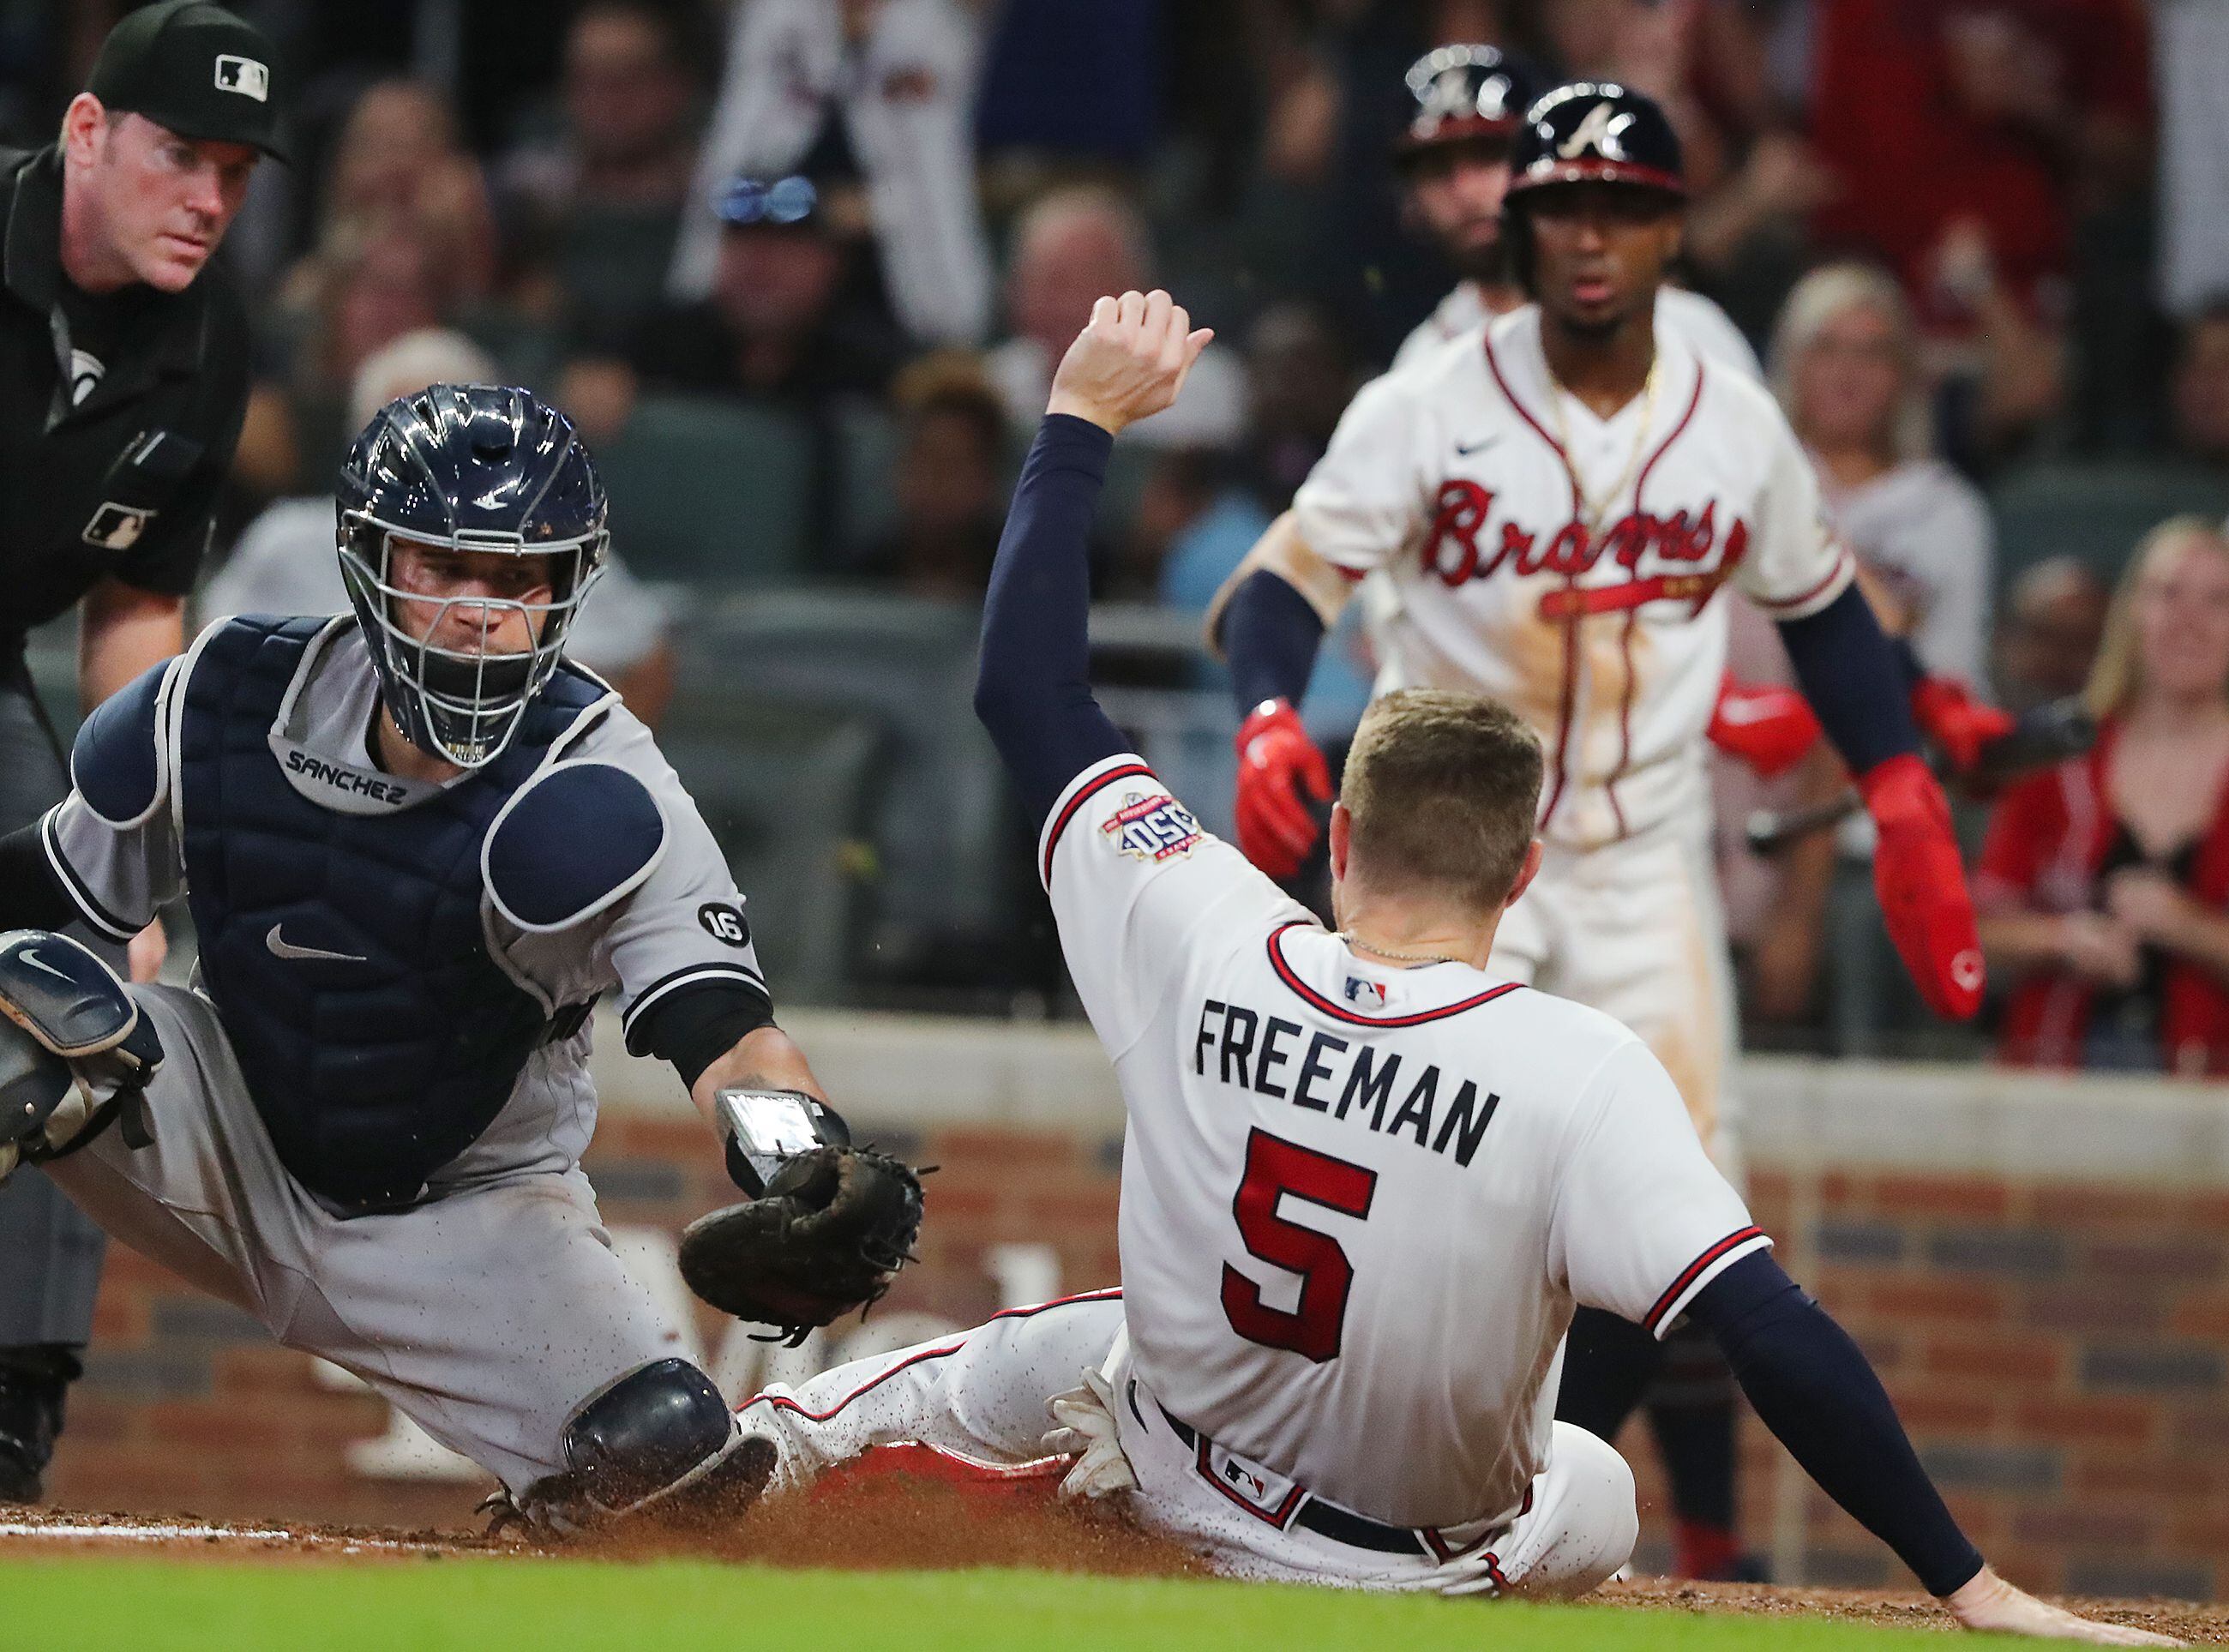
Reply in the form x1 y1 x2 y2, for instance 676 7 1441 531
1101 790 1204 865
1343 976 1387 1009
1196 1438 1303 1526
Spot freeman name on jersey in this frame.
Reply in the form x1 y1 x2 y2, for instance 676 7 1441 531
1194 997 1501 1167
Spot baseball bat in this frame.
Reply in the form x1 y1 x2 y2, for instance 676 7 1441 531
1743 698 2096 856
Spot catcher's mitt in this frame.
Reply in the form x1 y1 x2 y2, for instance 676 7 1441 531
678 1145 925 1344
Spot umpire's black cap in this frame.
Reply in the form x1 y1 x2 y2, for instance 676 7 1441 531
86 0 290 163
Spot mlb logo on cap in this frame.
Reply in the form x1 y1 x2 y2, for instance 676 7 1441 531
213 53 267 101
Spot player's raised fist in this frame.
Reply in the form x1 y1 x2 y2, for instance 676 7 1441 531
1048 288 1214 436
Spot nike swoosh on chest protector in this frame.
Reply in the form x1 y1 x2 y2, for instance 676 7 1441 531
264 924 368 964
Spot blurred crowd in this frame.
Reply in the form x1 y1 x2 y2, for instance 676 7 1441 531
13 0 2229 1070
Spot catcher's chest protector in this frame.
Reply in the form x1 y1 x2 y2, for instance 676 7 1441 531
176 616 603 1214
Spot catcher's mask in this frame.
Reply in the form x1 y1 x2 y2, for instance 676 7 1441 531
337 384 608 769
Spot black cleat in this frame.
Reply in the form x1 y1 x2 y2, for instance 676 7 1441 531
0 1345 80 1505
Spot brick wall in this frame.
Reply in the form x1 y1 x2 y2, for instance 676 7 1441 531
1703 1169 2229 1601
37 1033 2229 1599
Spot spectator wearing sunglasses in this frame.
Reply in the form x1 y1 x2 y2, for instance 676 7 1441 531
621 172 907 404
670 0 990 348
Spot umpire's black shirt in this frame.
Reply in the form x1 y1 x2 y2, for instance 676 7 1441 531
0 144 248 644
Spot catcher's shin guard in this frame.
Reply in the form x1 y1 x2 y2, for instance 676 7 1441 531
521 1358 775 1532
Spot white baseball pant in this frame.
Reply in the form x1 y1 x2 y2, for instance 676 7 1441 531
738 1291 1637 1597
1492 818 1743 1173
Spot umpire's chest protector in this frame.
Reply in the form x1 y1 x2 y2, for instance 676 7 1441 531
175 616 634 1214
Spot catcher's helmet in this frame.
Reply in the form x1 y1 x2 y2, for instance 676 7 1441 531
337 384 609 769
1502 81 1685 291
1394 44 1541 162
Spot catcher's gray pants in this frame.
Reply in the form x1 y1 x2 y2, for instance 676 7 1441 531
0 670 106 1346
44 984 687 1493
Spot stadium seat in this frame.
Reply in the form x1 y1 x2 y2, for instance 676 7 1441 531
833 403 903 556
594 397 814 585
1989 461 2229 593
670 592 1026 1000
653 677 883 1001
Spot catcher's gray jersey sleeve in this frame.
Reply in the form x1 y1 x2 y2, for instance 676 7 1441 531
41 657 187 940
1546 1036 1770 1338
490 706 769 1036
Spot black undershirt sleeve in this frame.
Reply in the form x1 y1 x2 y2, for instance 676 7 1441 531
1685 1251 1984 1596
972 414 1133 826
1775 583 1923 778
0 820 98 934
1217 569 1326 716
624 979 778 1090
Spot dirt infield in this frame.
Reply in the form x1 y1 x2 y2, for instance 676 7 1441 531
4 1484 2224 1645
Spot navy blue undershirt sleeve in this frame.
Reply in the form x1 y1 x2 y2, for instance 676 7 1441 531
1685 1251 1984 1596
1775 583 1923 778
973 414 1133 826
624 979 778 1090
1218 568 1326 717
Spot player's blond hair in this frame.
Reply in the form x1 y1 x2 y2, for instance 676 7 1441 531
1341 690 1542 910
2084 515 2229 720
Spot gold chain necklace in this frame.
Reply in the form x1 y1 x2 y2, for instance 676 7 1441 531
1340 933 1462 968
1546 357 1660 532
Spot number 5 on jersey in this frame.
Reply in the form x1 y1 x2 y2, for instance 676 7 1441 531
1221 1128 1379 1364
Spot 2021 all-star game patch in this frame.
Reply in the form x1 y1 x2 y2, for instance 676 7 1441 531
1101 790 1204 864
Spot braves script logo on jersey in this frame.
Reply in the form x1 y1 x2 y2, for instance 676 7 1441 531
1422 479 1750 617
1102 791 1204 864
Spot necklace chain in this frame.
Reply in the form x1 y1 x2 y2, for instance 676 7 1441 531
1547 356 1661 532
1340 932 1463 968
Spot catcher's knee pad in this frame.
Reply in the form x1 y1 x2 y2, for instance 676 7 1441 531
560 1357 741 1516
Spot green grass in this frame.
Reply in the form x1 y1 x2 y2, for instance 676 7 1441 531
2 1556 1955 1650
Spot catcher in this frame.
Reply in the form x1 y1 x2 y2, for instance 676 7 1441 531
0 383 922 1530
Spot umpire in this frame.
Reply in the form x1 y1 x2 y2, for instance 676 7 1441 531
0 0 284 1501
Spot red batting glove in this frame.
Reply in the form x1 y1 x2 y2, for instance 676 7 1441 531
1235 700 1333 880
1909 675 2015 778
1707 675 1823 780
1858 754 1985 1020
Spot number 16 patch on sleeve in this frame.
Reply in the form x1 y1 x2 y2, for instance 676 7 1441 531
1102 790 1205 864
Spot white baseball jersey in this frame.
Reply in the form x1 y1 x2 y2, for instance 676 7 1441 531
1295 306 1853 851
1391 282 1763 382
1041 752 1769 1529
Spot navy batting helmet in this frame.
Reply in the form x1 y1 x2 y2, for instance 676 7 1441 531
337 384 609 769
1507 81 1684 201
1501 82 1685 291
1395 45 1541 162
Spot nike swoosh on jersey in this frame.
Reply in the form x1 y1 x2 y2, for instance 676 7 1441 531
1710 700 1793 727
265 924 368 964
1453 435 1500 456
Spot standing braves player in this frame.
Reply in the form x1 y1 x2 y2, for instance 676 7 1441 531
1389 51 1812 1578
0 384 916 1529
1211 79 1991 1576
717 290 2170 1643
1389 45 1759 381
